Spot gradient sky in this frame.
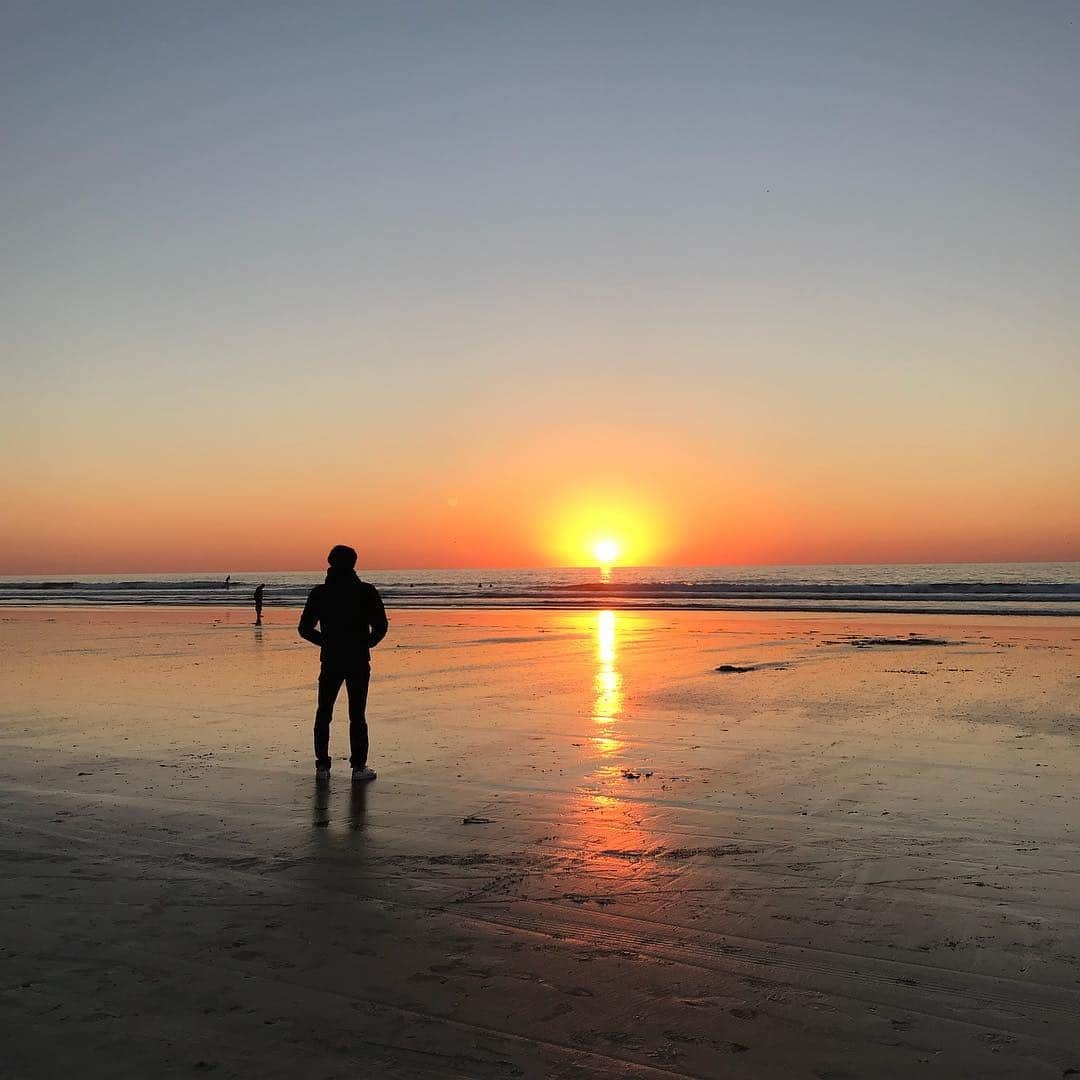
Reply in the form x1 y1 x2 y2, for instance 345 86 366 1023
2 1 1078 571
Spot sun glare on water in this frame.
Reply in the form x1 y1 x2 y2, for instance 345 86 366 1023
593 538 621 566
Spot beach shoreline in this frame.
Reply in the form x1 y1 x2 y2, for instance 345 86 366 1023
2 606 1078 1077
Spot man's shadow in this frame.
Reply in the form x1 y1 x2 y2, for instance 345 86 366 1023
347 781 369 829
310 779 370 837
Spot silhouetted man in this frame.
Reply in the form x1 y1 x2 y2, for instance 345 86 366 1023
298 545 388 783
253 583 265 625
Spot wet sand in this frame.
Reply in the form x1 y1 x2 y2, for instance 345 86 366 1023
1 606 1078 1078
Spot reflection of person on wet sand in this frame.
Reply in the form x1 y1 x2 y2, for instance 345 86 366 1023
299 545 388 785
311 781 369 835
253 583 265 625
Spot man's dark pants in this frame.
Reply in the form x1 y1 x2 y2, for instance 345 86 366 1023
314 663 370 768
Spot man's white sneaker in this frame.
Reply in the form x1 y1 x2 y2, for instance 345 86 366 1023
351 767 377 783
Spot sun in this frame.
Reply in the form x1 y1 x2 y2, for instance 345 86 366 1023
593 538 621 566
549 496 656 567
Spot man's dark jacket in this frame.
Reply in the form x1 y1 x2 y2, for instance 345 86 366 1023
298 568 388 670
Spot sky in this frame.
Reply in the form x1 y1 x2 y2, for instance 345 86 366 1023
2 1 1078 572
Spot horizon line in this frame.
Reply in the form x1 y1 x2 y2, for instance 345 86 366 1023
2 557 1078 577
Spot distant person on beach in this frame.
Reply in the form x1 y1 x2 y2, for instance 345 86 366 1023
224 574 231 588
298 545 388 783
253 583 265 625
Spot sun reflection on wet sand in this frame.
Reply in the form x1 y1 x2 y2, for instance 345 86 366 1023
592 610 624 756
567 613 658 883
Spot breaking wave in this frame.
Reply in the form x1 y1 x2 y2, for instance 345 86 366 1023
1 564 1078 615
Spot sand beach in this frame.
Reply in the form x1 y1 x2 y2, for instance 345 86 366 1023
1 606 1078 1077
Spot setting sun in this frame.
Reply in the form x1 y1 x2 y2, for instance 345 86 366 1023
594 538 620 565
548 494 659 568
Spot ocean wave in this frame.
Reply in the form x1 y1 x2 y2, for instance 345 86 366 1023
1 566 1078 615
544 580 1080 600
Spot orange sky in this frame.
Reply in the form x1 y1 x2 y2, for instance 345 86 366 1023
3 6 1078 573
3 405 1077 571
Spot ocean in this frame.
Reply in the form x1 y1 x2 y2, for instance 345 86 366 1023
1 563 1078 616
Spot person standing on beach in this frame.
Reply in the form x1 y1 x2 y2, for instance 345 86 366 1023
253 583 265 625
298 546 388 783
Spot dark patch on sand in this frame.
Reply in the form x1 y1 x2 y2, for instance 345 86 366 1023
834 634 960 648
715 662 790 674
663 844 761 860
597 843 760 861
